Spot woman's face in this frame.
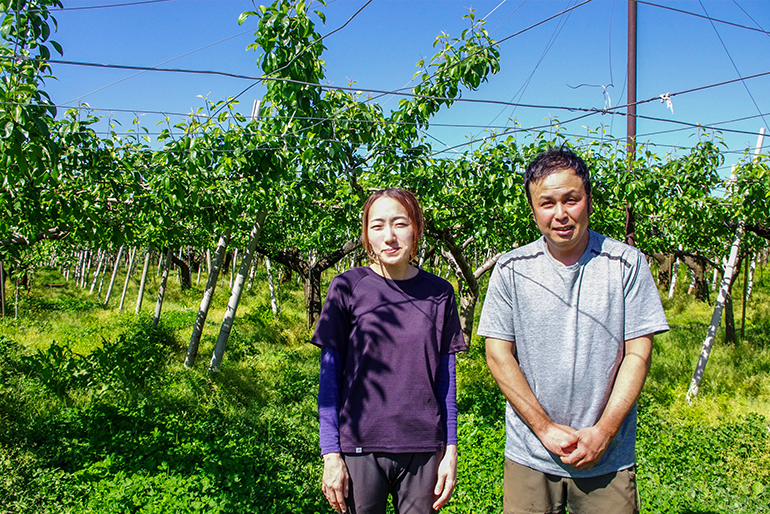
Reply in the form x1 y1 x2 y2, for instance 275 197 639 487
366 196 415 271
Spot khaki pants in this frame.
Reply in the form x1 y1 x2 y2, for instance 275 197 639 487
504 458 639 514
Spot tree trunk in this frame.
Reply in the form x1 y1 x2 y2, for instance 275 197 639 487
82 250 92 288
230 248 238 291
73 250 83 285
439 245 501 345
210 216 266 373
724 253 745 344
266 256 279 315
304 266 322 330
0 260 5 320
746 253 757 301
247 256 257 291
255 236 361 330
724 292 735 344
651 252 674 291
153 247 173 328
119 247 137 312
686 226 743 403
625 203 636 247
97 257 108 297
171 252 192 291
103 245 125 308
681 255 709 303
668 255 680 299
14 276 19 319
186 230 230 368
89 249 105 295
196 248 203 285
136 245 153 315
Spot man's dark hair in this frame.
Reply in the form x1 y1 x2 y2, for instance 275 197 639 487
523 147 592 205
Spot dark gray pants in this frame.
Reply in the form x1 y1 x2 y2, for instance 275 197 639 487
343 451 441 514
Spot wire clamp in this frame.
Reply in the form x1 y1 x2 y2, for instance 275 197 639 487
660 93 674 114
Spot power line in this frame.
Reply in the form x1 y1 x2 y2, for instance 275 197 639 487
65 29 255 105
731 0 770 41
494 0 594 46
698 0 770 132
635 0 770 35
474 0 578 140
57 0 174 10
18 52 769 120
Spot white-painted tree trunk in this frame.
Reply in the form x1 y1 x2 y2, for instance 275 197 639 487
153 247 173 328
185 230 230 368
103 245 125 308
176 247 183 283
230 248 238 290
97 255 109 297
118 247 137 312
88 249 105 295
668 255 680 299
266 256 279 315
196 248 202 285
157 251 164 276
14 276 19 319
74 250 84 284
0 260 5 320
712 267 720 291
746 254 757 301
80 250 91 288
247 256 257 291
686 226 743 404
136 245 153 315
209 214 267 373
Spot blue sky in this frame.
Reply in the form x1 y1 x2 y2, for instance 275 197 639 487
43 0 770 177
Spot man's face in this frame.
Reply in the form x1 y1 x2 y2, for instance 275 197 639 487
528 167 592 265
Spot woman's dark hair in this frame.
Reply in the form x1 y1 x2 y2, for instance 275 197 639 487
524 147 592 205
362 188 424 260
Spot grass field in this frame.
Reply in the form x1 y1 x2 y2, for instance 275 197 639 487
0 262 768 513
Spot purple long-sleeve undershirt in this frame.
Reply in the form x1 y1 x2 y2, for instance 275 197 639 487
318 347 458 455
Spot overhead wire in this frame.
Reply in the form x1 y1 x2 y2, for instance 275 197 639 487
473 0 579 141
64 29 255 105
24 0 175 12
635 0 770 35
7 0 769 166
18 55 770 129
697 0 770 133
731 0 770 41
212 0 374 118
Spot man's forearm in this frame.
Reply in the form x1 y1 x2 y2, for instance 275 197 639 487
562 334 654 470
485 337 577 455
594 334 653 438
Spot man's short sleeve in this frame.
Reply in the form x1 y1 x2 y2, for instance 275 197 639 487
477 256 516 342
623 250 669 340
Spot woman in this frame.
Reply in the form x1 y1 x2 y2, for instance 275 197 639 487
312 188 467 513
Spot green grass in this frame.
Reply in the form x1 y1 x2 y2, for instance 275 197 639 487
1 262 769 513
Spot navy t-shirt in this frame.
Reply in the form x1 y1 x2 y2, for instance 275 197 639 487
312 266 466 453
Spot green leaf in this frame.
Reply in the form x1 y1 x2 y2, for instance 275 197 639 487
238 11 258 25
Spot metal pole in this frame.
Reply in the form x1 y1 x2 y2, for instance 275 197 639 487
625 0 638 247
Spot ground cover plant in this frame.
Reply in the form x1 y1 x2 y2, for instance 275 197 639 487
0 263 768 513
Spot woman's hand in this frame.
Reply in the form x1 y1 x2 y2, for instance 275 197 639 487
433 445 457 510
322 453 349 512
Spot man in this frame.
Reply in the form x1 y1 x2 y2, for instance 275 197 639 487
477 147 669 513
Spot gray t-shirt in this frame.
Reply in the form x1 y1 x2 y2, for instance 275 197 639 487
477 230 669 477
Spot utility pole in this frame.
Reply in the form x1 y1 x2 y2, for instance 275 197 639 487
625 0 638 247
